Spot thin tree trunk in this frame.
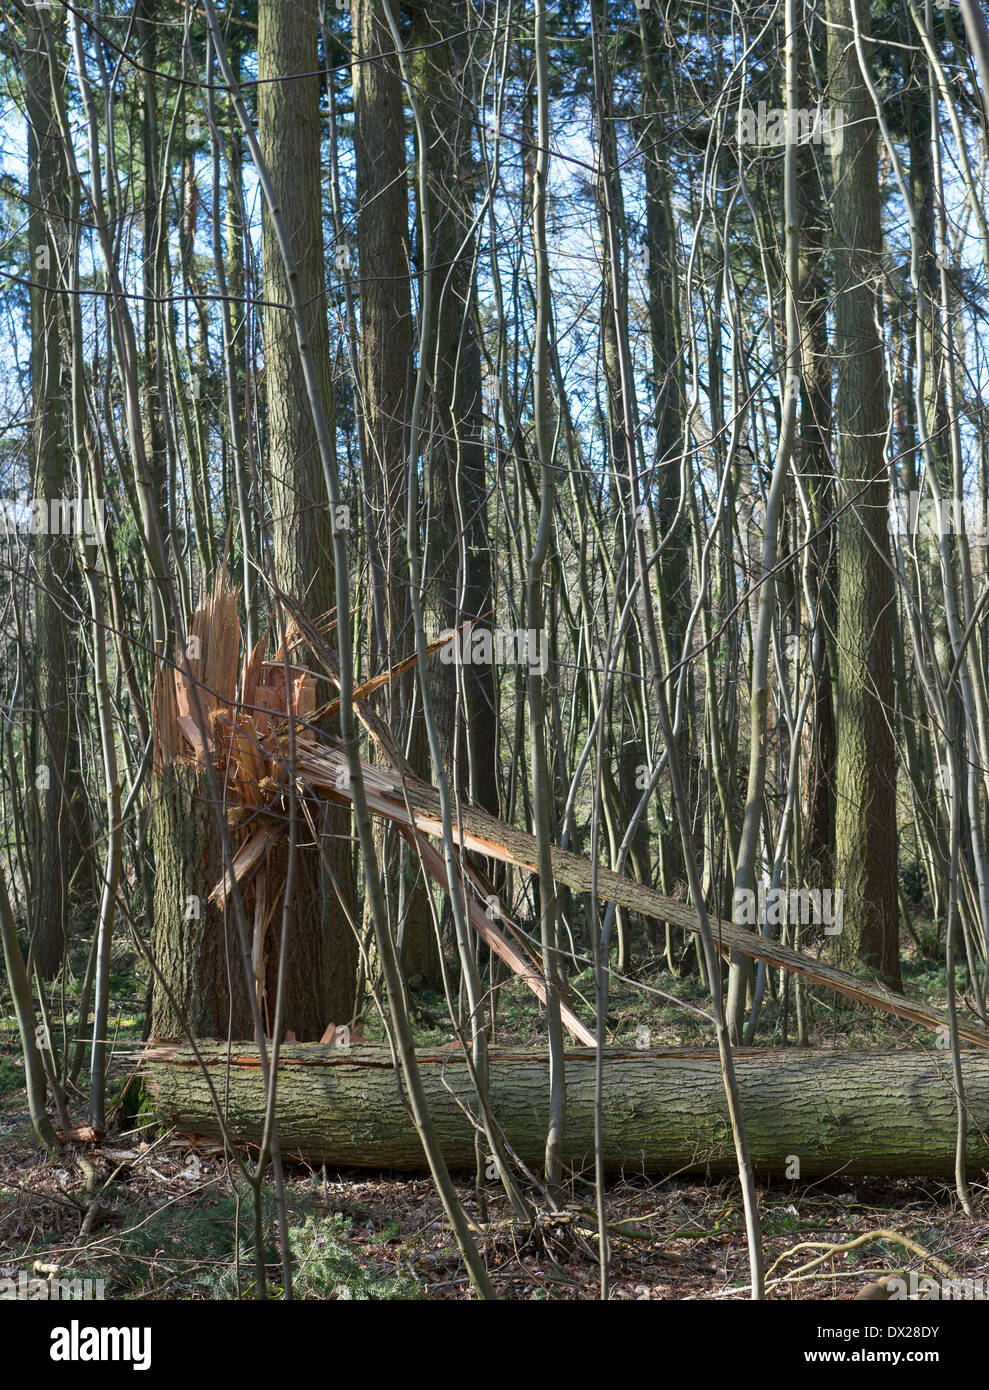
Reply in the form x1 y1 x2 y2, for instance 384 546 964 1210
25 6 80 979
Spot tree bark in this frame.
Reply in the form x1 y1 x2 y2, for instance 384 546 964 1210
638 4 691 906
146 1043 989 1177
25 6 83 978
827 0 902 988
411 3 498 819
150 764 250 1039
798 14 837 887
351 0 435 987
257 0 356 1026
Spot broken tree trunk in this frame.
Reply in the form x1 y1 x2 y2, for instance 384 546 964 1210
151 572 356 1040
151 570 989 1052
144 1043 989 1177
150 761 252 1038
292 745 989 1051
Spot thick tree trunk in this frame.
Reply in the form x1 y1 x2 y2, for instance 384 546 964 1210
149 766 343 1041
409 2 501 983
638 5 690 905
351 0 435 987
149 765 251 1039
145 1043 989 1177
412 3 498 817
256 0 356 1026
798 16 837 887
258 0 335 614
827 0 902 989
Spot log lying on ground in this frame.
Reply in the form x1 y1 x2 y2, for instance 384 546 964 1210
144 1043 989 1178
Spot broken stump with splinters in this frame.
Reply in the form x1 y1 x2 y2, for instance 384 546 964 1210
150 569 355 1041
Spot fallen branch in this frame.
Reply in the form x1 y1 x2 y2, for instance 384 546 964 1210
295 745 989 1051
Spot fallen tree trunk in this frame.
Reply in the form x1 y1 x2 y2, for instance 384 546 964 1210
144 1043 989 1178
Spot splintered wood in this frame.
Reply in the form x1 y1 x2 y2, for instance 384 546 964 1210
151 570 594 1044
152 571 989 1053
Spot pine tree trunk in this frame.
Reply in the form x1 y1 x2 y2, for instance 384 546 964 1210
639 5 690 899
798 17 837 886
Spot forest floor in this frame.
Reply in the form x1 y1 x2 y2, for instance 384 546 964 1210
1 933 987 1300
2 1116 985 1300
